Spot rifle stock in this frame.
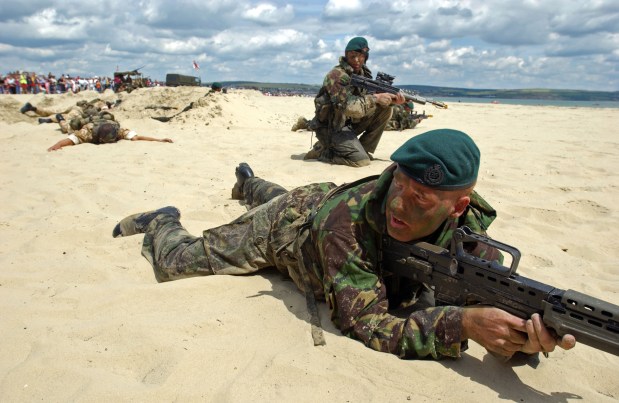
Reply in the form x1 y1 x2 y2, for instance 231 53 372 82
351 72 448 109
381 226 619 356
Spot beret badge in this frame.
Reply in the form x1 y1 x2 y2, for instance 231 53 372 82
424 164 444 186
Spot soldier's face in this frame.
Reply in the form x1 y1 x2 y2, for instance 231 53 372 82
345 50 366 72
385 167 467 242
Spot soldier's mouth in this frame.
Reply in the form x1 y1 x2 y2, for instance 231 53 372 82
389 213 408 229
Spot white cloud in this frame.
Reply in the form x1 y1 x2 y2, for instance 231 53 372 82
243 3 294 25
24 8 88 39
442 47 476 65
324 0 364 17
0 0 616 90
159 37 204 54
488 56 525 70
427 40 451 51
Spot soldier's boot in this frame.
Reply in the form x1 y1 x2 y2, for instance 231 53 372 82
112 206 181 238
303 142 324 160
291 117 308 132
55 114 65 122
38 118 53 124
20 102 36 114
231 162 254 200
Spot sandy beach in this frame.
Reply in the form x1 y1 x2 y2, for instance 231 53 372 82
0 87 618 401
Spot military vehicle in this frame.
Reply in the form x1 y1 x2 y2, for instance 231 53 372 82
113 68 147 93
165 74 201 87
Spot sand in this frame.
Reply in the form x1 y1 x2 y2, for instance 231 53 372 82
0 87 618 401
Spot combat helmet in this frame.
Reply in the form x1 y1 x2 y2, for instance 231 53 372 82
92 121 121 144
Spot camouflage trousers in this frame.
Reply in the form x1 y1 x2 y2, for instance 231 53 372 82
315 104 392 167
35 106 81 123
140 178 336 294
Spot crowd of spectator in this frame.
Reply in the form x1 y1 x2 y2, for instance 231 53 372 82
1 71 162 94
1 71 114 94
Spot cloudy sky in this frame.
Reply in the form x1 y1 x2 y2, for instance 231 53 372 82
1 0 617 90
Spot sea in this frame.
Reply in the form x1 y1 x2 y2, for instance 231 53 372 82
442 97 619 109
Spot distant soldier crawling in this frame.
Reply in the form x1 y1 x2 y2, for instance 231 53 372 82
20 99 121 133
385 102 422 131
304 37 405 166
47 119 173 151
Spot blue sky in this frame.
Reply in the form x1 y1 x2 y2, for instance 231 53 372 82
1 0 617 90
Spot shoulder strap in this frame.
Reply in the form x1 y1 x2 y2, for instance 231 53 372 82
295 174 380 346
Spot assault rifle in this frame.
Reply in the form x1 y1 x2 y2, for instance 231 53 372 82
351 72 448 109
381 226 619 356
411 110 432 121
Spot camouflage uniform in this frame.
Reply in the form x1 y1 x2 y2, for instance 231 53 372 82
403 113 420 130
137 165 499 360
310 57 392 167
67 121 136 145
385 105 406 131
386 105 420 131
32 99 113 133
32 105 82 124
65 109 115 134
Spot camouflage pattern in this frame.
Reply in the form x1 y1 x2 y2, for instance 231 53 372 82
140 177 335 285
68 121 134 145
385 105 406 131
385 105 420 131
33 105 82 123
401 112 421 130
309 164 499 359
241 177 288 209
141 213 214 282
33 99 114 133
66 110 115 133
311 57 392 166
137 166 499 360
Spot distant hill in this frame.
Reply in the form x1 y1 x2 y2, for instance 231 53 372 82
398 85 619 102
219 81 619 102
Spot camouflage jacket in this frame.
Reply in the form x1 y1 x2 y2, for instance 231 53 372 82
314 57 379 132
67 123 136 145
308 164 498 359
386 105 406 130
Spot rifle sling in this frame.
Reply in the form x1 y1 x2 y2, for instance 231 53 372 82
295 175 380 346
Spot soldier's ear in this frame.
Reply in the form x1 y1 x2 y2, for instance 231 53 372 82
450 195 470 218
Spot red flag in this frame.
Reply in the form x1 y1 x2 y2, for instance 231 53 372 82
193 60 200 70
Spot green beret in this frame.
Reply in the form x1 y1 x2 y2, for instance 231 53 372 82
211 82 222 90
345 37 369 52
405 101 415 109
391 129 480 190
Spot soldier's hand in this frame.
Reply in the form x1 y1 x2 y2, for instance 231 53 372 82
462 307 576 358
374 93 396 107
462 307 526 358
160 138 173 143
521 313 576 355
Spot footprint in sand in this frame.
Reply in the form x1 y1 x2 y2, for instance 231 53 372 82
525 254 554 268
566 199 610 216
